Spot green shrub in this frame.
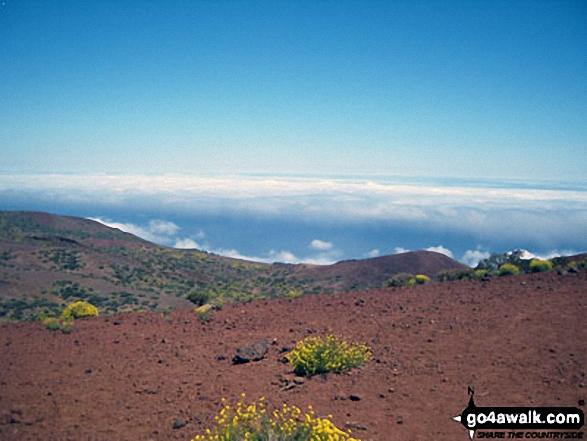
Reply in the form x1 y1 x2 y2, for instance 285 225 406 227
498 263 520 277
61 301 99 319
186 288 210 306
529 259 553 273
287 334 371 378
192 395 361 441
42 316 75 333
474 269 490 279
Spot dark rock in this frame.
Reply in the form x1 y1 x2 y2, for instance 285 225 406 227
172 419 187 430
232 339 270 364
345 422 368 431
349 394 361 401
85 368 92 374
216 354 227 361
397 416 403 424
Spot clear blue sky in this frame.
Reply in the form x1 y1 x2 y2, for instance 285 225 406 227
1 0 586 179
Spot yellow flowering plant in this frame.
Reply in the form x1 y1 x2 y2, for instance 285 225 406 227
192 394 361 441
287 334 371 378
61 301 99 319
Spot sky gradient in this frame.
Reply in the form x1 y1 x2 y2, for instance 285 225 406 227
1 0 586 178
1 1 586 265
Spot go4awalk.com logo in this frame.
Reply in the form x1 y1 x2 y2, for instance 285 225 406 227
453 388 584 440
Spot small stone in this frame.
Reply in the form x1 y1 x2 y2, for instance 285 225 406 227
216 355 227 361
397 416 403 424
344 422 368 431
293 378 305 385
349 394 361 401
172 419 187 430
85 368 92 374
233 339 270 364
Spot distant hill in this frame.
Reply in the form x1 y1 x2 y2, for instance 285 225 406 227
0 211 467 320
294 251 466 291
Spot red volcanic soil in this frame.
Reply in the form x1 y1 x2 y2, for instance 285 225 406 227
1 270 586 441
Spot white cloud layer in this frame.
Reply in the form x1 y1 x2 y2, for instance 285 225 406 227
174 238 201 249
2 173 586 259
425 245 453 258
310 239 333 250
87 217 164 244
461 249 491 267
366 249 380 258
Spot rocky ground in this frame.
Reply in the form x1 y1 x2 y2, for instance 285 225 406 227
1 269 585 441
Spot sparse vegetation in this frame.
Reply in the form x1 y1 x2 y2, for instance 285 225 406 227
1 212 585 323
437 268 475 282
287 334 371 378
192 395 361 441
0 296 62 321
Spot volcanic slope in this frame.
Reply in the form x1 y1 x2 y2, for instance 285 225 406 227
0 211 465 319
0 269 585 440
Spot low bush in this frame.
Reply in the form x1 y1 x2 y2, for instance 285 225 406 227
287 334 371 378
474 269 491 279
42 317 61 331
498 263 520 277
192 395 361 441
385 272 414 287
41 316 75 333
529 259 553 273
61 301 99 319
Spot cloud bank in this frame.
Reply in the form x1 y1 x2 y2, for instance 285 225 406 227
1 173 586 263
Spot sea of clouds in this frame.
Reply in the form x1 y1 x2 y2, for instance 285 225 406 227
1 173 585 266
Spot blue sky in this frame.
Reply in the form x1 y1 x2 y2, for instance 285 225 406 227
1 1 586 264
2 0 586 178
